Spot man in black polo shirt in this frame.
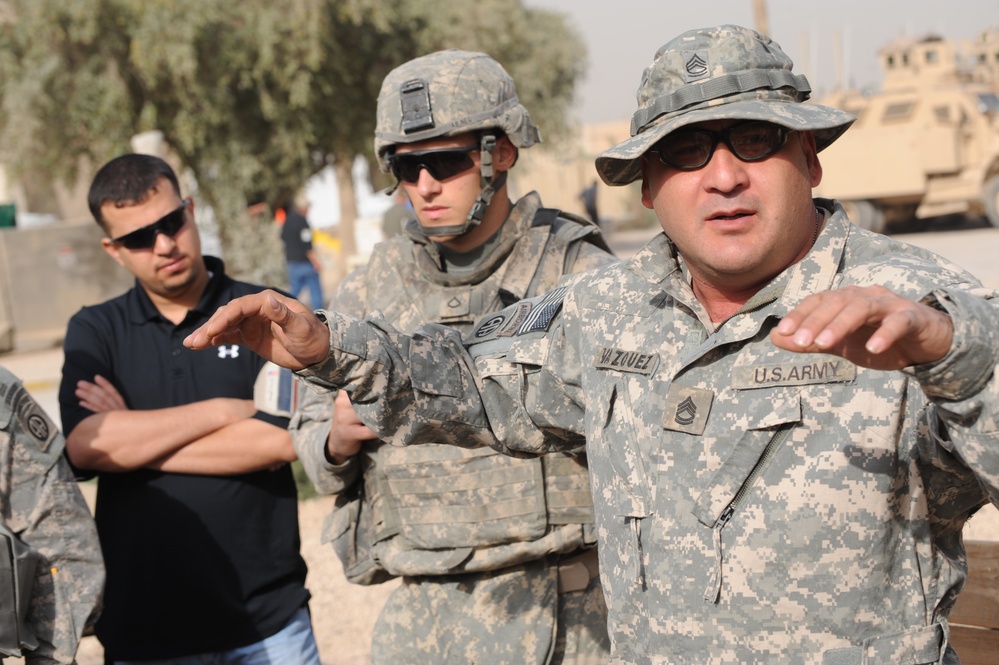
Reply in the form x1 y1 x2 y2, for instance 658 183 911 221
58 154 322 664
279 193 324 310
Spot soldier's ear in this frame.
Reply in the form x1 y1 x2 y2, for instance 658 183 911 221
800 131 823 187
640 156 656 210
494 136 518 172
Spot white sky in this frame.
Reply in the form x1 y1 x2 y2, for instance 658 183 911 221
524 0 999 123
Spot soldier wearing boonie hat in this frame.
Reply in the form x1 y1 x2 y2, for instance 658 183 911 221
290 49 615 665
596 24 855 185
189 25 999 665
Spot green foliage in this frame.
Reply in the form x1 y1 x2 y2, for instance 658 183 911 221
0 0 586 282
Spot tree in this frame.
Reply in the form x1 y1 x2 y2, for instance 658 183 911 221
0 0 586 286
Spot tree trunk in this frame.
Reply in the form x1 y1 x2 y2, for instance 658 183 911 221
333 153 358 285
202 177 285 290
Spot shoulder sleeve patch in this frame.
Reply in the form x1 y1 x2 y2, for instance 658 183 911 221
469 285 568 345
5 382 57 453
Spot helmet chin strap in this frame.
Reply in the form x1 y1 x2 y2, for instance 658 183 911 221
415 133 505 238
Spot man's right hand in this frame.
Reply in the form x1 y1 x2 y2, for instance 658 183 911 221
327 391 377 464
184 290 331 370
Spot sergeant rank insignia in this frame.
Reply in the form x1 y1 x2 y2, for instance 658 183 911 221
662 385 713 435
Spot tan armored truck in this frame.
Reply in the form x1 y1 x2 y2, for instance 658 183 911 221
814 32 999 233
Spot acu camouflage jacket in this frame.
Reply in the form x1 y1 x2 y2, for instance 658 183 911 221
0 367 103 664
300 200 999 664
291 192 617 581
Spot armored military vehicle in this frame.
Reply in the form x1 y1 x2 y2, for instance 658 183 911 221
814 32 999 233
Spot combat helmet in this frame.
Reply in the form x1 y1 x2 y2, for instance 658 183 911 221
375 49 541 236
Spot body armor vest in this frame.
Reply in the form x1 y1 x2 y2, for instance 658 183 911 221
335 195 604 578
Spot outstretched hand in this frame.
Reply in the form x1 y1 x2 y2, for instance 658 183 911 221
183 290 331 371
771 285 954 370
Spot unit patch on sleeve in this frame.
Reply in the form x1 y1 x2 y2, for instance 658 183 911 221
8 383 57 452
473 301 534 341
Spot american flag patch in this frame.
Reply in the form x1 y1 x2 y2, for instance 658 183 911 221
517 286 568 335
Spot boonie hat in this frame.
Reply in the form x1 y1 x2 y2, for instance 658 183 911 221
596 25 856 186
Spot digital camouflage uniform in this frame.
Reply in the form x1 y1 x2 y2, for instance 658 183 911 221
0 366 103 663
291 26 999 665
291 50 615 665
299 200 999 665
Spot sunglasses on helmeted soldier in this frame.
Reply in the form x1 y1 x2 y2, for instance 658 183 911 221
386 145 478 184
109 199 190 250
651 121 791 171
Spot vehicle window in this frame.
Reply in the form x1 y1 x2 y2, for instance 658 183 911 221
882 101 915 122
977 93 999 117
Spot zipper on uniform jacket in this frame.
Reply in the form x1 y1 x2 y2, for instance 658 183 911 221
703 424 794 603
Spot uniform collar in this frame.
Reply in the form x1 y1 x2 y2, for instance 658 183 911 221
413 192 543 287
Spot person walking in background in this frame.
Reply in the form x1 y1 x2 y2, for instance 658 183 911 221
188 25 999 664
289 50 616 665
578 179 599 227
380 188 411 239
59 153 321 664
280 191 325 309
0 365 103 664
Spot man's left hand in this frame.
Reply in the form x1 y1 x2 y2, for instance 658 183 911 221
770 285 954 370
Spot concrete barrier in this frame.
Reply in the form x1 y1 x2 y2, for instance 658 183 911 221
0 221 133 352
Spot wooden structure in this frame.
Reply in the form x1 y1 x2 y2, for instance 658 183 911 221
949 541 999 664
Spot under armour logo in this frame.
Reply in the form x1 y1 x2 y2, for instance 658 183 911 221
218 345 240 359
674 396 698 426
684 53 708 79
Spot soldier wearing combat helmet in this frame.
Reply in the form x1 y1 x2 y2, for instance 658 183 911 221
290 50 615 664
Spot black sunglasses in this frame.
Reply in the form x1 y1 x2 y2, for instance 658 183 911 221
109 199 190 250
387 145 478 184
652 121 791 171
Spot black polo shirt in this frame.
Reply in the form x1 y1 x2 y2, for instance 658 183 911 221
59 256 309 660
280 210 313 263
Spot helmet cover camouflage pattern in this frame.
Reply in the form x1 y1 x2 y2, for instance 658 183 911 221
374 50 541 172
596 25 857 186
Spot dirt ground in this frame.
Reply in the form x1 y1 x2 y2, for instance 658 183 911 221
63 490 999 665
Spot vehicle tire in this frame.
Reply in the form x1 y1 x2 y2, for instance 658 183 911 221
842 200 887 234
983 175 999 228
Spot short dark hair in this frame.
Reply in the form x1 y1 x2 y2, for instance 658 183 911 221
88 154 182 231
